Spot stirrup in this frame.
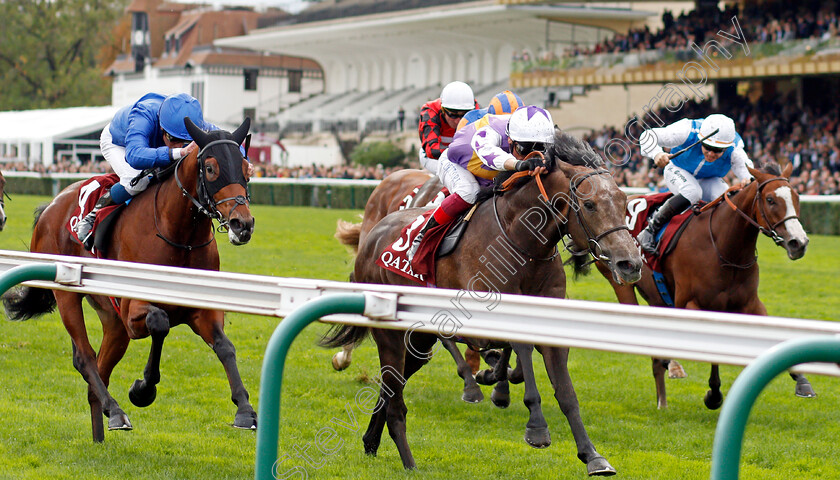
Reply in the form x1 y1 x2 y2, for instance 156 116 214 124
75 214 96 249
407 233 424 262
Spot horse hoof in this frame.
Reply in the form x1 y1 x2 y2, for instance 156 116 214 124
668 360 687 379
490 389 510 409
474 369 497 386
704 390 723 410
331 353 350 371
233 411 258 430
524 426 551 448
461 385 484 403
128 379 156 408
795 383 817 398
586 456 617 476
483 350 501 368
108 413 133 431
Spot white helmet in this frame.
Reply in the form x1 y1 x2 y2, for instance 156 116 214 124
699 114 736 149
440 81 475 110
506 105 555 143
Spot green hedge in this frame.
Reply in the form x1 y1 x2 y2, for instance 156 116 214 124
8 178 839 234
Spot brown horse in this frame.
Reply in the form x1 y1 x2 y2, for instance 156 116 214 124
2 118 257 441
324 131 642 476
595 162 812 409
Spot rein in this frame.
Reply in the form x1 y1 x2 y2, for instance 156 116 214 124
494 153 628 264
702 176 797 268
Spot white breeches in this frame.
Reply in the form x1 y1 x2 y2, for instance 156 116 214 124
437 151 480 204
664 163 729 204
100 124 149 196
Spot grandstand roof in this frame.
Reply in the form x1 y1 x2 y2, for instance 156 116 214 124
0 106 119 143
216 0 653 93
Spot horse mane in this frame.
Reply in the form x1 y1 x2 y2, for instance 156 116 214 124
476 128 604 203
756 160 782 176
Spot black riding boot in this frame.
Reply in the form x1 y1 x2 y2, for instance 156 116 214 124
407 216 439 262
75 192 118 250
637 194 691 254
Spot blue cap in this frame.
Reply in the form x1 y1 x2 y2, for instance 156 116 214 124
159 93 204 141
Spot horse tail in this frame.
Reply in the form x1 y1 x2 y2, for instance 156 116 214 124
2 286 56 321
33 203 48 229
564 253 592 279
319 324 369 349
335 219 362 251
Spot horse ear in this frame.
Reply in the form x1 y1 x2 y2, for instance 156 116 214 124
232 117 251 146
782 161 793 179
184 117 210 148
747 164 759 179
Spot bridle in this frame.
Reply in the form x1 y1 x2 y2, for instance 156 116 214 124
175 138 250 232
494 153 628 264
156 138 249 250
703 175 798 268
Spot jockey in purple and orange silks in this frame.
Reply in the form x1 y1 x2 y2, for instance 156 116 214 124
407 105 555 261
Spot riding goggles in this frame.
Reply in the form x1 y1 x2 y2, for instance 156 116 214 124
443 108 469 119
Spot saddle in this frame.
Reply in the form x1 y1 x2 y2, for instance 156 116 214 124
626 192 702 306
375 204 478 286
67 174 125 256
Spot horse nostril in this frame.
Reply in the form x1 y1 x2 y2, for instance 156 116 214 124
787 239 801 251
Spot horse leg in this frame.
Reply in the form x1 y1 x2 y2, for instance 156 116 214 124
364 329 435 469
127 305 170 408
440 338 483 403
332 344 354 371
189 311 257 429
465 347 481 375
93 316 130 438
511 342 551 449
652 358 668 409
490 347 513 409
540 345 616 476
790 372 817 398
55 292 130 440
704 364 723 410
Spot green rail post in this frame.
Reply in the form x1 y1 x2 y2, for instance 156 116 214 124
711 336 840 480
0 263 59 296
254 293 367 480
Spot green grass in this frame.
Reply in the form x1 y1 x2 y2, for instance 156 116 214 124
0 195 839 479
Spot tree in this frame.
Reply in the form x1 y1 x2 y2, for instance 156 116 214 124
0 0 127 111
350 140 407 169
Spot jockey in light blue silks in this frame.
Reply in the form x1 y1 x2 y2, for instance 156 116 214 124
636 114 754 254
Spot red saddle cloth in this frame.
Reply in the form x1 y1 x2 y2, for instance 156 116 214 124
625 192 695 272
67 174 122 257
375 210 452 286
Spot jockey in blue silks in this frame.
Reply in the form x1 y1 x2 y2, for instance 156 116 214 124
75 92 249 249
636 113 754 254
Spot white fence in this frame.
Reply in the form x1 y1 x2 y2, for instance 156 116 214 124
1 249 839 377
4 172 840 203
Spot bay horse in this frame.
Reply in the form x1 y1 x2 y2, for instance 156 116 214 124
323 131 642 476
595 162 812 409
2 118 257 442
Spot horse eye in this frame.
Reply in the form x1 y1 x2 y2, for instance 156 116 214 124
583 200 595 211
766 196 775 205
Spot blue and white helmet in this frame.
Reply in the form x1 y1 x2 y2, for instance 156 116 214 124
506 105 554 144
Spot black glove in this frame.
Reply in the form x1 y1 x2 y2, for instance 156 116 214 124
515 158 544 172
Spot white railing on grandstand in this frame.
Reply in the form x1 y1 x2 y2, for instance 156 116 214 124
5 171 840 202
1 249 839 378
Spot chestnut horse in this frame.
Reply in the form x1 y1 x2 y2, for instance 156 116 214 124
323 132 642 476
595 162 812 409
2 118 257 441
